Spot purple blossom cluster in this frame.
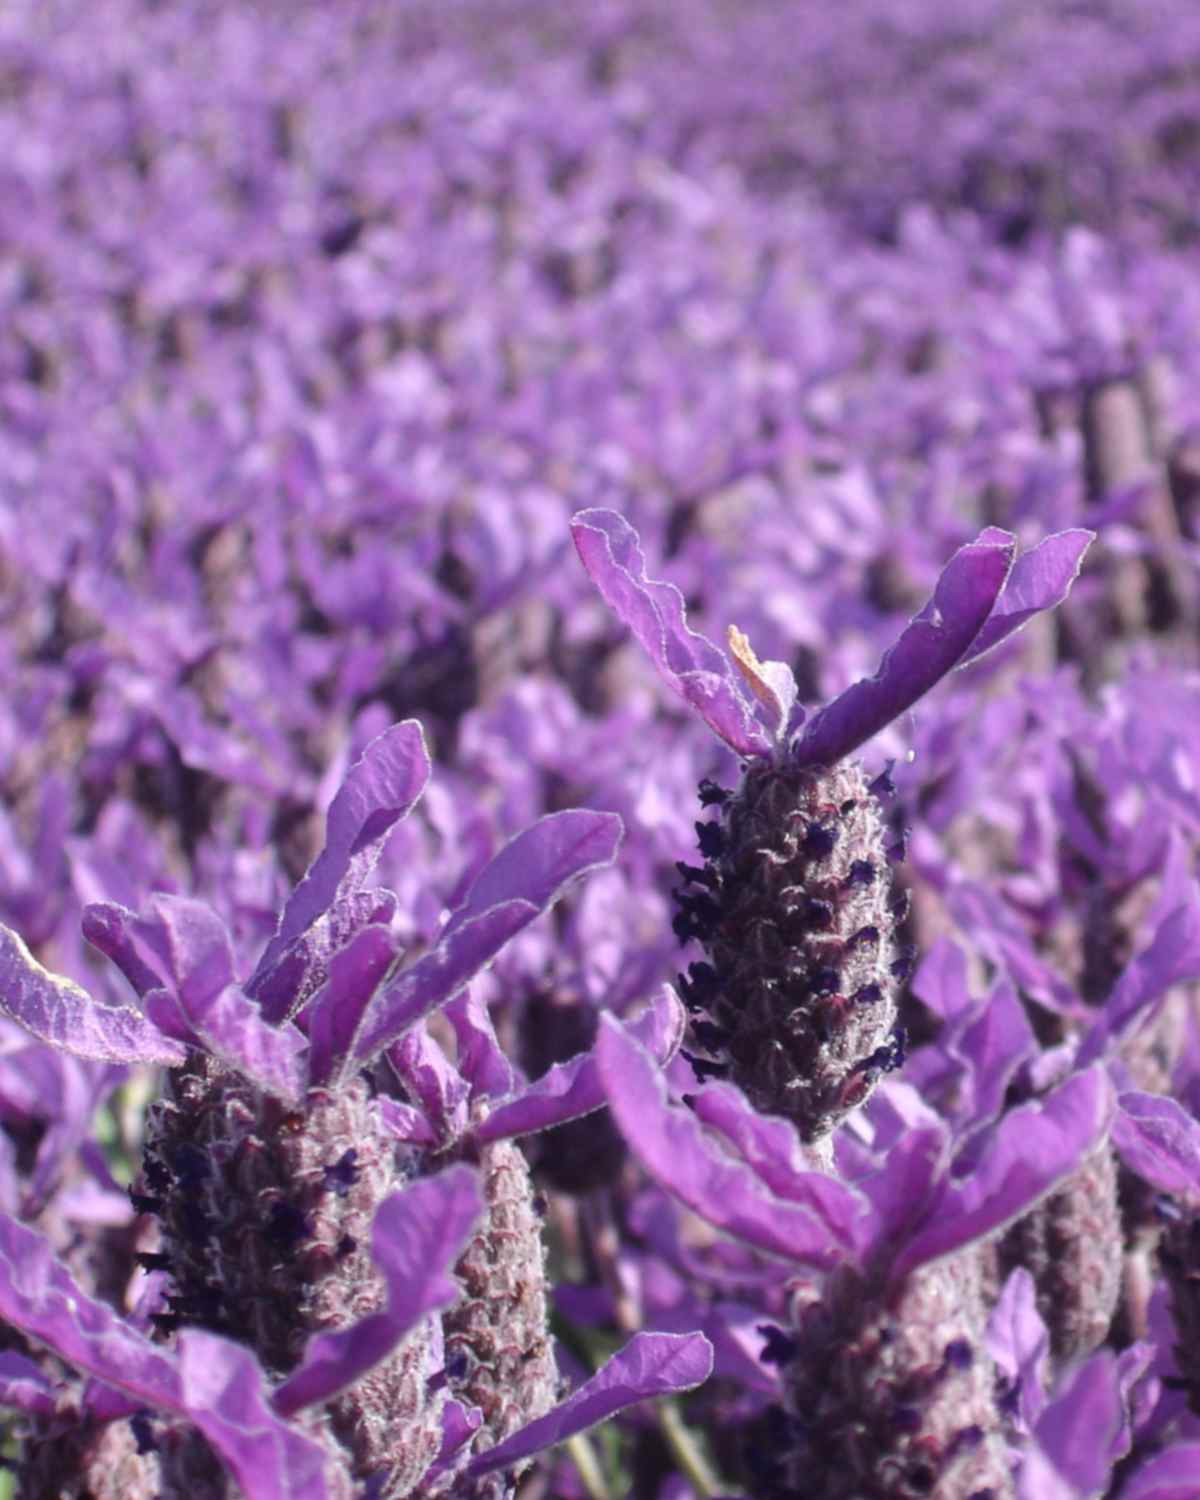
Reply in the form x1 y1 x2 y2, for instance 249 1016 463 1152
1 1 1200 1496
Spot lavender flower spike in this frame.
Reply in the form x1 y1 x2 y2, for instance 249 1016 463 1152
574 508 1092 1139
1 721 630 1497
597 1020 1113 1499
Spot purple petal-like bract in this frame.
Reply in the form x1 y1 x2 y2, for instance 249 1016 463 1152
571 508 772 756
138 895 237 1011
178 1331 336 1500
355 902 535 1067
473 985 685 1144
376 1096 438 1146
855 1113 950 1249
894 1064 1114 1282
388 1021 472 1144
1112 1091 1200 1202
444 989 516 1102
445 809 624 929
687 1082 871 1251
145 982 309 1105
0 1211 183 1410
958 527 1095 666
307 925 403 1087
0 1350 55 1416
0 922 186 1065
792 532 1015 766
249 720 430 1000
463 1331 714 1480
1083 894 1200 1061
595 1015 848 1266
1120 1445 1200 1500
273 1166 481 1417
81 901 166 1000
1033 1351 1127 1496
351 811 622 1067
988 1268 1050 1432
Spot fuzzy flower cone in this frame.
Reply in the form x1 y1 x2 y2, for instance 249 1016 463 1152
0 720 712 1498
594 1015 1116 1499
574 508 1093 1142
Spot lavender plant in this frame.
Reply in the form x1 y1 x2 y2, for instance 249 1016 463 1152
4 3 1200 1496
0 721 711 1496
573 507 1092 1146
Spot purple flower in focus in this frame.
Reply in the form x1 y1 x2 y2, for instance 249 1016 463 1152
0 719 712 1497
573 507 1093 1141
595 1014 1115 1497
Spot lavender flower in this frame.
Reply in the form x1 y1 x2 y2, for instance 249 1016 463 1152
0 720 711 1496
594 1013 1114 1497
573 507 1092 1141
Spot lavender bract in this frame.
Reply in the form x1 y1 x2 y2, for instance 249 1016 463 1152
573 507 1092 1141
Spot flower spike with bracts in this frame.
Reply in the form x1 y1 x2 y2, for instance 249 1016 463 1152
594 1014 1116 1499
0 719 712 1498
572 508 1093 1142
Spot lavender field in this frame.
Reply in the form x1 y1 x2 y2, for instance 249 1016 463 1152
3 1 1200 1496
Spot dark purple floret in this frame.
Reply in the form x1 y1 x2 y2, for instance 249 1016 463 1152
947 1425 985 1456
809 965 841 996
323 1148 360 1196
803 823 839 858
891 946 918 980
698 779 732 807
797 898 836 931
265 1201 311 1249
758 1324 799 1366
692 1020 731 1052
682 1051 729 1082
677 960 720 1010
170 1144 211 1187
848 859 877 886
129 1412 156 1456
696 820 727 858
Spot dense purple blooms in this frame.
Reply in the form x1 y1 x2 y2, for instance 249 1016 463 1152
1 2 1200 1496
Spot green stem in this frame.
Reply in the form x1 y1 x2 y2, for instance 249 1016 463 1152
657 1401 722 1498
565 1433 611 1500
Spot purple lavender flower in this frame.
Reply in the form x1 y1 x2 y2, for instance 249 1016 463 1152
573 507 1092 1141
0 719 712 1496
595 1012 1114 1498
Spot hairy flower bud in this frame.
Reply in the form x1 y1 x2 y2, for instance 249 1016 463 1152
675 759 903 1141
775 1251 1012 1500
443 1138 558 1498
140 1055 443 1497
998 1144 1122 1362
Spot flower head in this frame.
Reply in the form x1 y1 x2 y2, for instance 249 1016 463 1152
573 508 1093 1139
0 719 710 1496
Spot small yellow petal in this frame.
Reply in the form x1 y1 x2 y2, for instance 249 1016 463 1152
728 624 779 712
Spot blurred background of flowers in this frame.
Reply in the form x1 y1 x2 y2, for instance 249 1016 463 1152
3 0 1200 1495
